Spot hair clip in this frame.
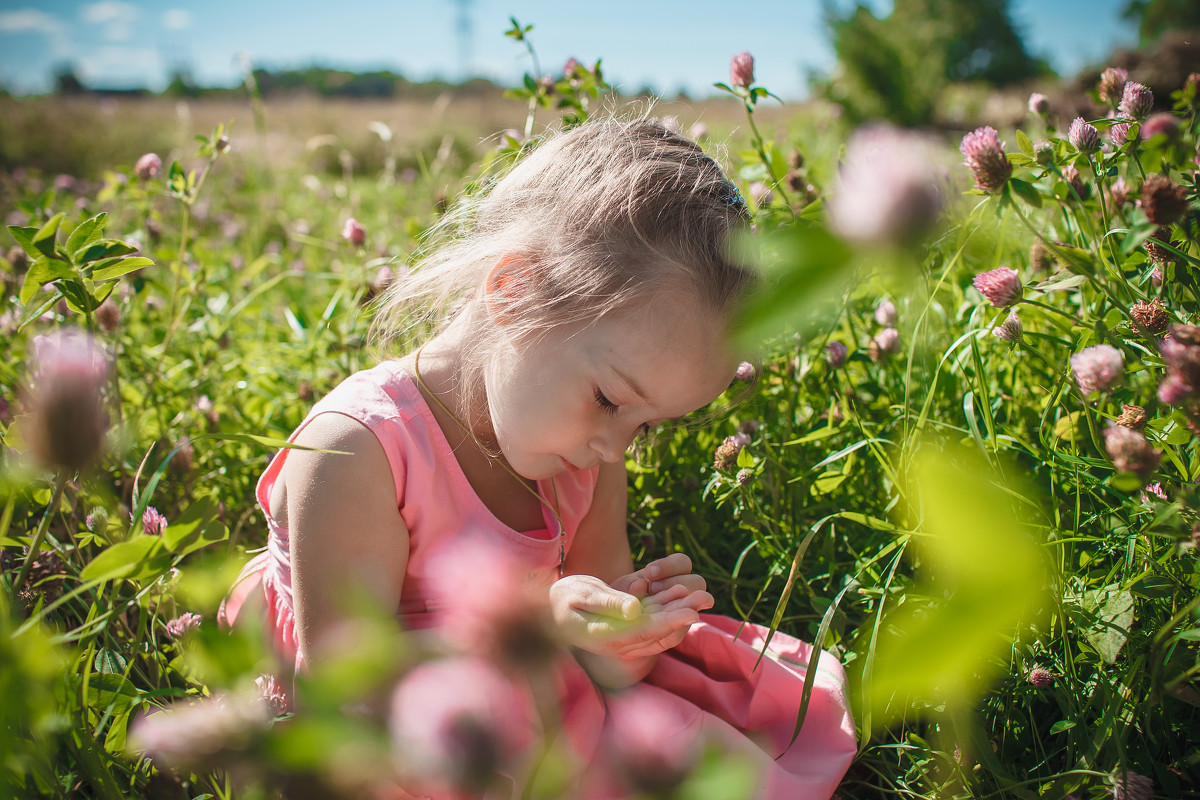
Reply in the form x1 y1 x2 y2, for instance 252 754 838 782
722 184 750 219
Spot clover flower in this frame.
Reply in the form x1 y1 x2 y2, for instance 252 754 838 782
960 126 1012 194
736 468 754 486
827 124 942 245
341 217 365 246
390 657 532 796
26 330 109 470
1028 92 1049 115
1071 344 1124 395
973 267 1022 308
1139 174 1189 226
599 688 701 797
1140 113 1180 141
993 310 1023 344
128 693 272 770
749 181 772 207
1033 138 1055 166
1116 404 1147 430
1158 372 1194 405
875 299 897 326
870 328 900 362
1119 82 1154 120
1098 67 1128 105
1030 240 1052 273
826 341 848 369
138 506 168 536
1158 324 1200 404
1131 300 1168 335
1103 424 1160 479
714 433 751 470
730 51 755 88
1109 176 1133 207
1111 769 1154 800
1027 667 1053 687
135 153 162 181
165 612 202 640
562 57 580 77
255 674 288 717
85 508 108 532
1108 121 1133 148
1061 164 1087 200
1143 229 1178 266
1068 117 1101 154
1140 482 1166 504
734 361 756 382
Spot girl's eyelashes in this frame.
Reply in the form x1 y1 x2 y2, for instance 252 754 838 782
594 387 620 415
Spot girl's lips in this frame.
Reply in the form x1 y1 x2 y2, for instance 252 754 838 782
560 457 584 473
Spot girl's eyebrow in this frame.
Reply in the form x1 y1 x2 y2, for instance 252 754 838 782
611 366 652 406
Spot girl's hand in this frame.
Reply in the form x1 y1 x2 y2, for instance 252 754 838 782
612 553 708 602
549 574 707 660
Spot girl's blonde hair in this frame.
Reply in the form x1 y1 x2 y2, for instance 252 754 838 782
371 116 755 406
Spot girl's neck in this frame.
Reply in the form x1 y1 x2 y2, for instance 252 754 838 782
408 323 497 452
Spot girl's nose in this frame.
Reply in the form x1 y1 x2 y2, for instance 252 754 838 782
589 432 623 464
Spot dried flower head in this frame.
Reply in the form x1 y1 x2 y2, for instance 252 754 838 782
1071 344 1124 395
826 341 848 369
875 299 898 326
1119 81 1154 120
26 330 108 470
1068 117 1101 154
993 310 1023 343
1030 240 1052 273
1098 67 1129 105
1108 121 1134 148
1143 228 1179 265
1061 164 1087 200
960 127 1012 194
1111 769 1154 800
973 267 1022 308
1140 113 1180 141
1139 174 1189 226
1103 425 1160 479
730 51 755 88
1109 176 1133 207
1028 667 1053 687
165 612 202 640
1131 300 1169 334
1028 92 1049 115
341 217 365 246
94 299 121 332
135 153 162 181
714 432 751 470
1116 404 1147 430
736 468 754 486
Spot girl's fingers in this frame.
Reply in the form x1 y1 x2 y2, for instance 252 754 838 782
572 579 641 621
646 573 707 598
644 552 693 581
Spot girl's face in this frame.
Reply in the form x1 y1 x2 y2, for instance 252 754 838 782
483 293 738 481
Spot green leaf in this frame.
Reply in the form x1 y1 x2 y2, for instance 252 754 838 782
66 213 108 256
59 279 105 313
15 289 63 332
1109 472 1144 493
84 672 141 717
811 471 848 495
19 257 75 304
94 648 128 674
1009 178 1042 208
31 213 64 258
162 495 228 556
1122 221 1159 254
837 511 893 531
90 256 153 281
1016 129 1034 157
1079 586 1134 663
1050 720 1076 734
81 536 164 583
7 224 38 255
75 238 138 265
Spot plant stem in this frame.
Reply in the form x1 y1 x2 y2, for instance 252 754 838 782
11 470 69 611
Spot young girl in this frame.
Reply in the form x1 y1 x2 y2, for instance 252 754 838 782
222 118 856 799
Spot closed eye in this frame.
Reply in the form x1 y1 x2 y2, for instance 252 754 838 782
594 387 620 416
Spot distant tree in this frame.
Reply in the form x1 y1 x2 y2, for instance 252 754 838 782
53 65 86 95
821 0 1050 125
1123 0 1200 44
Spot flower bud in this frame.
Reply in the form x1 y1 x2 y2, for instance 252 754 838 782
26 330 108 470
341 217 365 246
135 153 162 181
960 126 1012 194
215 135 230 154
734 361 755 382
1033 138 1055 166
1068 117 1100 154
1098 67 1128 105
165 612 202 640
1028 92 1049 115
1138 174 1188 226
1027 667 1053 687
1061 164 1087 200
993 310 1023 344
973 267 1022 308
1118 81 1154 120
1108 121 1133 148
736 468 754 486
730 51 755 89
1109 176 1133 207
1071 344 1124 395
1116 404 1146 430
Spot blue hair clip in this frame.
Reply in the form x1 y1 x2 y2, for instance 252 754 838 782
722 184 750 219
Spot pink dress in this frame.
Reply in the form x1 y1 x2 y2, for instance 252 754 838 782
221 361 857 799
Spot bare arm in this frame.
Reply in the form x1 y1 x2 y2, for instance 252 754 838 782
280 413 409 665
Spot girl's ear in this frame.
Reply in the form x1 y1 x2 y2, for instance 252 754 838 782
484 254 535 323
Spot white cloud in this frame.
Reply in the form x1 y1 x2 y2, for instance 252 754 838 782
162 9 191 30
81 1 138 41
77 45 160 85
0 9 72 59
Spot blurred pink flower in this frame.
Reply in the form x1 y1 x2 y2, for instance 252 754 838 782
1140 113 1180 141
973 267 1022 308
826 341 848 369
1111 769 1154 800
27 330 108 469
341 217 366 246
734 361 755 381
993 310 1023 344
562 57 580 77
1140 482 1166 504
688 121 709 140
599 688 701 795
1027 667 1053 687
749 180 772 206
1158 372 1194 405
390 656 533 796
1109 176 1133 207
1068 117 1100 154
875 299 897 326
135 153 162 181
828 124 942 245
730 51 755 88
1098 67 1128 105
1118 82 1154 120
1028 92 1049 115
128 693 271 769
1139 174 1188 226
870 327 900 361
960 126 1012 194
1104 424 1160 478
165 612 202 640
1071 345 1124 395
255 673 288 717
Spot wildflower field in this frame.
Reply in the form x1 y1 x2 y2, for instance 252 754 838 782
2 28 1199 800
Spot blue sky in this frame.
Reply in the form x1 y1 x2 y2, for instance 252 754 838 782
0 0 1136 99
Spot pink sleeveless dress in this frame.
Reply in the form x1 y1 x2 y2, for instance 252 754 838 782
221 361 857 799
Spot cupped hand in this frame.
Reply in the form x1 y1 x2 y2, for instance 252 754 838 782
549 573 709 661
612 553 709 602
